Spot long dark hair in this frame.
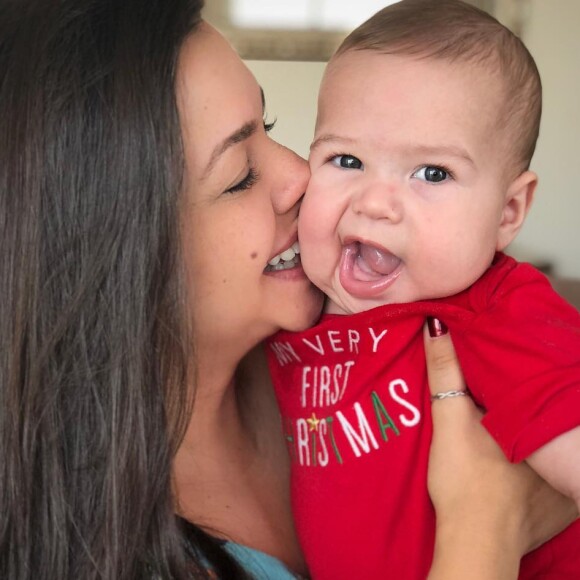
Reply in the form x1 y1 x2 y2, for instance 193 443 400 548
0 0 248 578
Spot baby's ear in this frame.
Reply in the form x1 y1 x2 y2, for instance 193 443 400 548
496 170 537 251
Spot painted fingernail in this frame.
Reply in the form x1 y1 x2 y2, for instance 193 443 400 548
427 317 448 337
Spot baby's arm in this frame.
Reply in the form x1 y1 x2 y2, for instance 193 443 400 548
446 260 580 512
527 426 580 512
424 323 577 580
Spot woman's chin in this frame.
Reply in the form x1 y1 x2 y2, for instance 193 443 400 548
280 287 324 333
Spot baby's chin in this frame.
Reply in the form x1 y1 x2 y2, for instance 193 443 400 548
323 280 436 315
322 291 394 316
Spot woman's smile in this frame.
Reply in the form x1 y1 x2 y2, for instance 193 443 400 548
265 240 301 272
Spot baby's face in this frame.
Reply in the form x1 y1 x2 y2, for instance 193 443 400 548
299 51 516 314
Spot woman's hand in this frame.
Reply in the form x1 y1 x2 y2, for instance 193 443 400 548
424 319 578 580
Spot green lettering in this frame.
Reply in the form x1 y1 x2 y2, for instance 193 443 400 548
371 391 400 441
326 416 343 465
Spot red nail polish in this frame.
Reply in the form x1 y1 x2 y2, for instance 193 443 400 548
427 317 448 337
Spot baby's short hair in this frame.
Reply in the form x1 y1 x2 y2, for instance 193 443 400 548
336 0 541 173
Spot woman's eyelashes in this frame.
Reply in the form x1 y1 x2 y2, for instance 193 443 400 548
412 165 453 183
225 166 259 194
263 117 276 133
329 154 363 170
223 118 273 195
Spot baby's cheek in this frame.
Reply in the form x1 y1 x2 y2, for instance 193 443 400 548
298 195 324 244
298 184 337 281
298 227 326 285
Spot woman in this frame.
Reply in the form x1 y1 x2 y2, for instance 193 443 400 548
0 0 574 578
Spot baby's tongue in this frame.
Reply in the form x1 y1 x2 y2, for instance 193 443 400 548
358 243 401 276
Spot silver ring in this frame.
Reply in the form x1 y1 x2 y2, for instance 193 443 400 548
430 389 469 402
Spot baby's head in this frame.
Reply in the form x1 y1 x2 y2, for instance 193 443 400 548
299 0 541 315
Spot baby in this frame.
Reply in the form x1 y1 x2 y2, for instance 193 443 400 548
266 1 580 579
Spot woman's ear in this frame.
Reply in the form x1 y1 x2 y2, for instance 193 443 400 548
496 170 537 251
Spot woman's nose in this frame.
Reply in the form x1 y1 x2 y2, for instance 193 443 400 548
270 143 310 215
351 181 403 223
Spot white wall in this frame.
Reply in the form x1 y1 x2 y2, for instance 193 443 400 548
246 60 325 159
247 0 580 278
508 0 580 278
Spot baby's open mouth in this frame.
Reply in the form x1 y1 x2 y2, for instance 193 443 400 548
353 242 401 279
264 241 300 272
339 241 402 298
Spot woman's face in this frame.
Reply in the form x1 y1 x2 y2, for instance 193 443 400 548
177 23 322 365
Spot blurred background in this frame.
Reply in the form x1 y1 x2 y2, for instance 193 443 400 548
206 0 580 289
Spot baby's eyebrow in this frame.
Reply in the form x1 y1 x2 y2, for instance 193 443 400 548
310 134 356 152
405 144 475 167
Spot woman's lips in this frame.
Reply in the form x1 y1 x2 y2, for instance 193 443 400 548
339 242 402 298
264 241 301 272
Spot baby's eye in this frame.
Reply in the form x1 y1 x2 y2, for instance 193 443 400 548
413 165 450 183
330 154 363 170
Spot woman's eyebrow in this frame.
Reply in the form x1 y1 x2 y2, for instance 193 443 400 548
202 120 258 180
202 87 266 181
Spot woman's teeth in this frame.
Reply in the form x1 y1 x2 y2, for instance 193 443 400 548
265 241 300 271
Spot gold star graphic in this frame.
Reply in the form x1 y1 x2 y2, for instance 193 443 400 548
306 413 320 432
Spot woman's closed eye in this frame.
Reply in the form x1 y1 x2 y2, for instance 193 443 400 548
225 166 259 194
223 118 273 195
222 118 273 195
412 165 452 184
329 154 363 170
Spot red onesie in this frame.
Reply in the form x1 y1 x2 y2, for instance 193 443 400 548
267 253 580 580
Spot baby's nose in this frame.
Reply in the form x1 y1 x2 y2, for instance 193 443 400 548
351 181 403 223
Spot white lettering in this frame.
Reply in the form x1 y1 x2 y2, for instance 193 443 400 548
337 403 379 457
331 365 342 404
302 362 355 407
301 366 312 408
318 366 331 407
302 335 325 356
296 419 310 466
389 379 421 427
317 420 329 467
327 330 344 353
348 329 360 354
369 328 388 353
339 361 355 401
270 341 301 366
